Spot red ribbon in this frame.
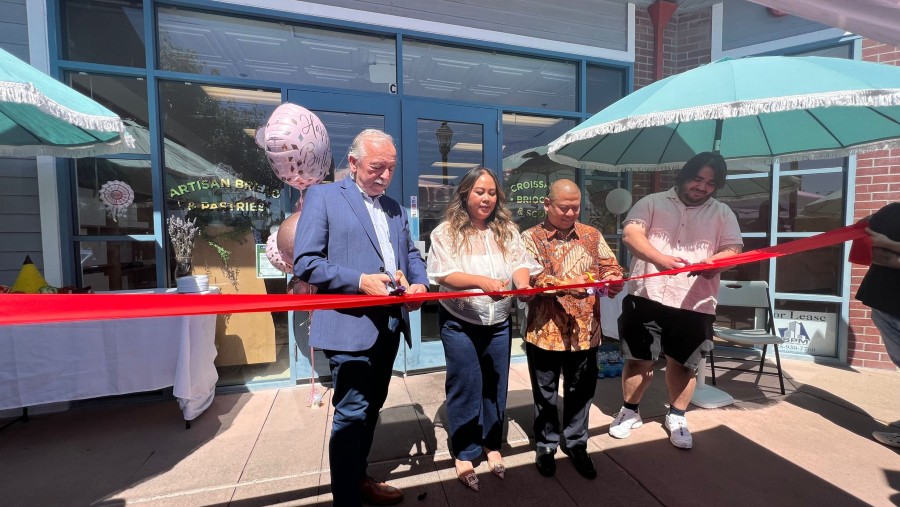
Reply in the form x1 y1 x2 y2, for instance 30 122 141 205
0 222 868 326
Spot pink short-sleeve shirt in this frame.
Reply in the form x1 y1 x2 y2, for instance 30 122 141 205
624 187 743 315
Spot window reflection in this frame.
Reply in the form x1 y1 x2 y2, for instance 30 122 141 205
160 82 284 238
159 82 290 386
774 239 841 295
157 6 396 94
722 237 769 282
404 39 577 111
417 119 483 253
76 158 153 235
586 64 626 114
584 179 621 235
502 117 579 230
78 240 156 291
781 171 844 232
62 0 145 67
718 176 771 233
68 73 149 129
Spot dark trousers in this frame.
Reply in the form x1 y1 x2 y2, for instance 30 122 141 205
526 342 598 451
325 324 401 507
439 306 511 461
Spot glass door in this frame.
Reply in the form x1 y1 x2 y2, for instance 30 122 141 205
286 89 401 382
401 101 499 371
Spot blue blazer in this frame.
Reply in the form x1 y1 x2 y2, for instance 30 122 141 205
293 176 428 351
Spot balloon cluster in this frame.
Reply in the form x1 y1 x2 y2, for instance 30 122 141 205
257 103 332 274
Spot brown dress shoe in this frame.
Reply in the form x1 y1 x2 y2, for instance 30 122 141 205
360 476 404 506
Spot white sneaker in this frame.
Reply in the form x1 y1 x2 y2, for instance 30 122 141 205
665 413 693 449
609 407 643 439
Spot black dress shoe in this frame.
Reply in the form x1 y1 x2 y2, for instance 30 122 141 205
562 446 596 479
535 447 556 477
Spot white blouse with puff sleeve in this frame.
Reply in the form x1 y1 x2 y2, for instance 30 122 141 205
427 221 543 326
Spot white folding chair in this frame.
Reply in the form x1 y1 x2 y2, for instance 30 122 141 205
712 281 786 395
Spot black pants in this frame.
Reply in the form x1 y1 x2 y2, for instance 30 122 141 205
526 342 598 451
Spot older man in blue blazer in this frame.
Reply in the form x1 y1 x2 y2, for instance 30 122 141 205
294 129 428 506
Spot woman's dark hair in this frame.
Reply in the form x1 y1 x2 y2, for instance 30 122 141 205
443 166 516 259
674 152 728 190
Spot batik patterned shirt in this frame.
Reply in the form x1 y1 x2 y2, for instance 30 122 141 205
521 221 623 351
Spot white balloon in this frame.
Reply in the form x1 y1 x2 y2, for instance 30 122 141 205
606 188 633 215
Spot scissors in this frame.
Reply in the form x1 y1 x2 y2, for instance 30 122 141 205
584 272 607 297
381 267 407 296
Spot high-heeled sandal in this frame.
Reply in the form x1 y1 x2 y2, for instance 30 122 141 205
484 451 506 480
456 462 479 492
486 458 505 479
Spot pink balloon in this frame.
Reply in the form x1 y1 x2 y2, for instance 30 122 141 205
257 103 332 191
265 232 291 274
277 213 301 267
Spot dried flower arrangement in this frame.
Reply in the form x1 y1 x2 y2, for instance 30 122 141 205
167 216 199 280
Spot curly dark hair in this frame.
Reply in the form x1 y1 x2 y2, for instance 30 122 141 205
443 166 517 260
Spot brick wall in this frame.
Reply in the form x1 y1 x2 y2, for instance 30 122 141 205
632 5 710 193
671 9 712 76
634 9 655 90
849 40 900 370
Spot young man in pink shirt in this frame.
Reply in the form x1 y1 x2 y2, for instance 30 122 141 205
609 152 743 449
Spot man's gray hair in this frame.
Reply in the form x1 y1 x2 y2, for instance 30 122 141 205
348 129 394 163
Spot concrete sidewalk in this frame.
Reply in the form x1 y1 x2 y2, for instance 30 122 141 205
1 356 899 506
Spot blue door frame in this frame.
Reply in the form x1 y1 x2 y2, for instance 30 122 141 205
286 89 402 382
286 92 500 378
400 100 500 371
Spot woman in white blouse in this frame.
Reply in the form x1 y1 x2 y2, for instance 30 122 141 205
427 166 542 492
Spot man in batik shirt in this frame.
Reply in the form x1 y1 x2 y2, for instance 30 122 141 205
521 179 624 480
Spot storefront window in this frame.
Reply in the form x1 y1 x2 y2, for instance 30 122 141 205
76 158 153 235
77 240 156 291
502 117 578 229
718 176 773 233
159 81 289 386
722 237 769 282
586 64 626 114
779 164 844 233
774 239 842 296
61 0 145 67
157 7 396 94
68 73 149 129
404 39 577 111
584 178 623 235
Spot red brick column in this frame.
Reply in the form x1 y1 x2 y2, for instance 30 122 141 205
848 39 900 370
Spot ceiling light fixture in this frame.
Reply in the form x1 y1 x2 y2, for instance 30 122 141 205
429 162 479 169
502 113 561 127
451 142 482 152
200 86 282 105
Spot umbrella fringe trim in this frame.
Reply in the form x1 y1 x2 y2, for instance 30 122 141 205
551 138 900 172
548 88 900 153
0 81 126 134
0 136 133 158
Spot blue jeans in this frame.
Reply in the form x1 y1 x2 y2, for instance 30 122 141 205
871 309 900 368
324 323 401 507
439 306 511 461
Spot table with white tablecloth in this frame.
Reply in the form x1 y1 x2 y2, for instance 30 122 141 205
0 291 219 421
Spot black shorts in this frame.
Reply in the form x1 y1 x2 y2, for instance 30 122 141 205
618 295 715 370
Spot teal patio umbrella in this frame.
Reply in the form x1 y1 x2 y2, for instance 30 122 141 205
0 47 130 157
548 56 900 171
